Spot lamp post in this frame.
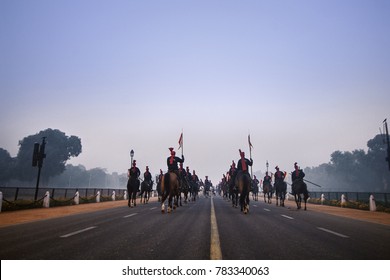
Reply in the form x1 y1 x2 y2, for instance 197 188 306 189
130 149 134 165
266 160 269 173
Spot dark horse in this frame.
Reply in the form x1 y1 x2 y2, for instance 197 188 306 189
161 172 180 213
189 180 199 201
140 179 153 204
292 179 309 210
262 181 273 204
127 176 140 208
228 176 239 208
251 179 259 201
274 180 287 207
178 177 190 205
236 171 251 214
156 175 162 202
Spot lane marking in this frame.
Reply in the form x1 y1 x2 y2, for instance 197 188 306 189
123 213 138 218
150 207 157 210
210 197 222 260
317 227 349 238
60 226 97 238
252 204 258 207
281 215 294 220
263 208 271 212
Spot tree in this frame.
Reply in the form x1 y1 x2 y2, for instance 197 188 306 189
0 148 14 184
14 128 82 185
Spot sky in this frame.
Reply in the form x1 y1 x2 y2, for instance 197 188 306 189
1 0 389 184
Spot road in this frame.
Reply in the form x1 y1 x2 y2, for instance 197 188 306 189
0 196 389 259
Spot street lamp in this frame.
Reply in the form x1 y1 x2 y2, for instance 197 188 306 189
266 160 269 173
130 149 134 165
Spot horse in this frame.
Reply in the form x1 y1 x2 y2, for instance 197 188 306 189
127 176 140 208
291 179 309 210
160 172 180 213
140 179 153 204
189 180 199 201
274 180 287 207
262 181 273 204
156 177 162 202
178 176 190 205
228 176 239 208
251 180 259 201
236 171 251 214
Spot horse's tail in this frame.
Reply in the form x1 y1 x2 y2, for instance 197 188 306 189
164 172 170 195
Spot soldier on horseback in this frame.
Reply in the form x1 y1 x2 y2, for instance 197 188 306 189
273 166 287 206
129 160 141 186
263 172 272 186
274 166 286 185
167 147 184 174
236 149 253 176
204 176 212 197
291 162 306 195
236 149 252 213
144 166 152 182
127 160 141 207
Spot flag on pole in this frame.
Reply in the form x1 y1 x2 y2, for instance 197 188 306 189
248 134 253 150
178 132 183 150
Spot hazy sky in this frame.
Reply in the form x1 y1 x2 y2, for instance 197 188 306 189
1 0 389 184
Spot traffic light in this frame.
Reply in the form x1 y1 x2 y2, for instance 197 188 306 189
32 143 40 167
38 137 46 168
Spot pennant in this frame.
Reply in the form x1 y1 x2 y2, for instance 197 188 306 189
248 134 253 149
178 133 183 150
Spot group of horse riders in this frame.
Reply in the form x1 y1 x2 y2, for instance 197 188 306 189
221 148 308 210
126 147 202 209
127 145 309 211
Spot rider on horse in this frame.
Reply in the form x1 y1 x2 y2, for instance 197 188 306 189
252 175 259 191
129 160 141 184
144 166 152 182
167 147 184 174
291 162 306 194
236 149 253 178
204 175 212 196
228 160 237 184
263 172 272 186
274 166 286 185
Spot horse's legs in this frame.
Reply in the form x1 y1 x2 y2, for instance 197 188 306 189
161 191 168 213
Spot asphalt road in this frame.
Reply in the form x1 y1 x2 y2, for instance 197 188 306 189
0 196 389 260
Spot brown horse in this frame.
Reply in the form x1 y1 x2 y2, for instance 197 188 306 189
160 172 180 213
292 179 309 210
237 171 251 214
262 181 273 204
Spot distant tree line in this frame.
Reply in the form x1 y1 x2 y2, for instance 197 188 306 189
0 128 125 188
304 134 390 192
1 129 389 191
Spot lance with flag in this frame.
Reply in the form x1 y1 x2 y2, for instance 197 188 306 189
248 134 253 178
178 131 183 157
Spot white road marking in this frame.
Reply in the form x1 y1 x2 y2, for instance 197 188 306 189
60 226 97 238
252 205 258 207
123 213 138 218
150 207 157 210
281 215 294 220
210 197 222 260
263 208 271 211
317 227 349 238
